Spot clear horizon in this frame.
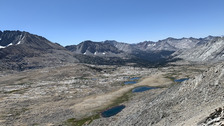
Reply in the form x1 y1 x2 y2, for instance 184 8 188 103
1 0 224 46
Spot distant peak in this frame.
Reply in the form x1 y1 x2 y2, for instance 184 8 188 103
166 37 175 40
82 40 94 43
103 40 117 43
3 30 24 34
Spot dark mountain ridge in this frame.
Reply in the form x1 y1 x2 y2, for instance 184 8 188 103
66 40 123 55
0 30 78 70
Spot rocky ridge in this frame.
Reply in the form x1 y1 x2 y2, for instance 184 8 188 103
0 30 78 70
66 36 224 65
175 36 224 62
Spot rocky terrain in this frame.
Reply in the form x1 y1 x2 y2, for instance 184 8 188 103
199 107 224 126
0 64 159 125
0 61 212 126
89 62 224 126
0 30 224 126
175 36 224 62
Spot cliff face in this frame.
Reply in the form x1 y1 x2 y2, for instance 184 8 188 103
89 62 224 126
175 37 224 62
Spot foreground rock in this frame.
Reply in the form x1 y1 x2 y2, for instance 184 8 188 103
199 107 224 126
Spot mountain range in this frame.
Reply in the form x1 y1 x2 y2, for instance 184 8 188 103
0 30 223 70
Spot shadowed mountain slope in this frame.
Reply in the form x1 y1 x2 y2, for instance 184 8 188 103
0 30 78 70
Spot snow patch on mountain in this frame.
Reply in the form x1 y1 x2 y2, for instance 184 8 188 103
148 43 156 47
0 45 5 49
17 41 21 45
8 43 13 46
0 43 12 49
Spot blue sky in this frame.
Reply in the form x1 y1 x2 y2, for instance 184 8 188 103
0 0 224 46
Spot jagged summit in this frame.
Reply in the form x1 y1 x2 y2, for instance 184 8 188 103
66 40 124 57
0 30 26 48
0 30 65 50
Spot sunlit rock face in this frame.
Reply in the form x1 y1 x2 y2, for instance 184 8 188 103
175 36 224 62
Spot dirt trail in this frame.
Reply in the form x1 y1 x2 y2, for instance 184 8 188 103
72 72 172 115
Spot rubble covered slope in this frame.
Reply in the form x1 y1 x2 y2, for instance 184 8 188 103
89 62 224 126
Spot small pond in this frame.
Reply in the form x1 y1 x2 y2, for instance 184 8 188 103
101 105 125 118
124 77 141 85
174 78 189 82
130 77 141 81
124 81 137 85
132 86 157 93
